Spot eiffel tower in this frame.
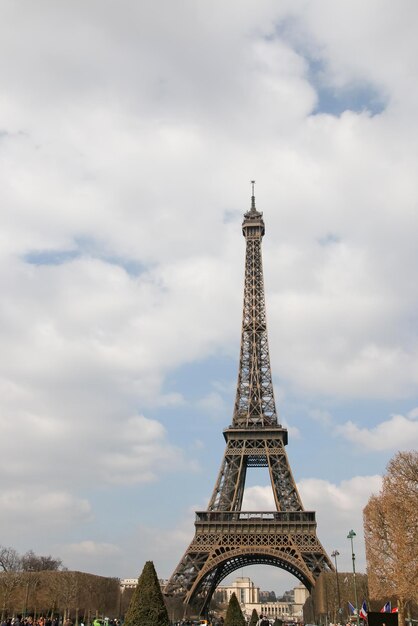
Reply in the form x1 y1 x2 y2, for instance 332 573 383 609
165 184 333 615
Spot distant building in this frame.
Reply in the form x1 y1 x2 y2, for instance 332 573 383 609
260 590 277 603
216 577 260 605
215 577 309 622
120 578 168 590
278 589 294 603
120 578 138 590
290 585 310 620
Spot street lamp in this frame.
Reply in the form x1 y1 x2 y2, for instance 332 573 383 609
331 550 342 623
23 565 34 618
347 530 360 626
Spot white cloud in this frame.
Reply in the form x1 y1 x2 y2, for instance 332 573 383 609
196 391 228 419
242 486 275 510
281 420 301 439
298 475 383 571
309 409 333 426
60 541 122 575
242 474 382 573
63 541 121 557
298 475 382 518
0 253 233 491
1 2 418 405
336 411 418 451
267 229 418 397
0 488 92 535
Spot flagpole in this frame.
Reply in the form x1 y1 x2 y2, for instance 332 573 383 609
347 530 360 626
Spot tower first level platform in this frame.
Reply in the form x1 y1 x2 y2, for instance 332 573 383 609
166 509 329 611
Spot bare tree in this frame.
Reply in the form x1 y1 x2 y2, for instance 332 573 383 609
0 546 23 617
57 572 80 620
21 550 63 572
0 572 22 620
0 547 21 573
0 546 63 574
364 451 418 626
23 570 42 617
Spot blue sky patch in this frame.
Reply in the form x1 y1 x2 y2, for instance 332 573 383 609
318 232 341 246
313 81 387 117
23 236 147 276
307 58 387 117
270 21 387 117
162 354 237 405
24 249 80 265
223 209 242 224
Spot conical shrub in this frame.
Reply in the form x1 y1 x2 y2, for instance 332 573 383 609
224 592 246 626
249 608 259 626
124 561 170 626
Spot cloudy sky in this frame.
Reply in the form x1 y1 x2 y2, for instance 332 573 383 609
1 0 418 596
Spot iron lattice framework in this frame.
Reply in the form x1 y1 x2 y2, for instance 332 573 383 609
164 188 333 615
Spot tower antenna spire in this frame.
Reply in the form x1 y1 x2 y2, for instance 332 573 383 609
251 179 256 211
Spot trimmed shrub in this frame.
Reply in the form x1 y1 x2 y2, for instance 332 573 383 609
124 561 169 626
224 593 246 626
249 608 259 626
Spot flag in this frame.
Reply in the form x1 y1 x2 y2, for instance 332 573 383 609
359 601 368 620
391 608 398 613
380 602 391 613
348 602 356 615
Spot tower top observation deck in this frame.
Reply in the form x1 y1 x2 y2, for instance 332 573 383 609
242 180 265 238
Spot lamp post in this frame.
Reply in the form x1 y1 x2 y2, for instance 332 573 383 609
331 550 342 624
347 530 360 626
23 566 34 618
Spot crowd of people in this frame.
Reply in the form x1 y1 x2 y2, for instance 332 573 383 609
2 618 60 626
1 618 122 626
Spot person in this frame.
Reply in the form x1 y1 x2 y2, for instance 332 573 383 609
257 616 270 626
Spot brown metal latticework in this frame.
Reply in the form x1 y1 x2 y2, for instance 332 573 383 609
164 187 333 615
